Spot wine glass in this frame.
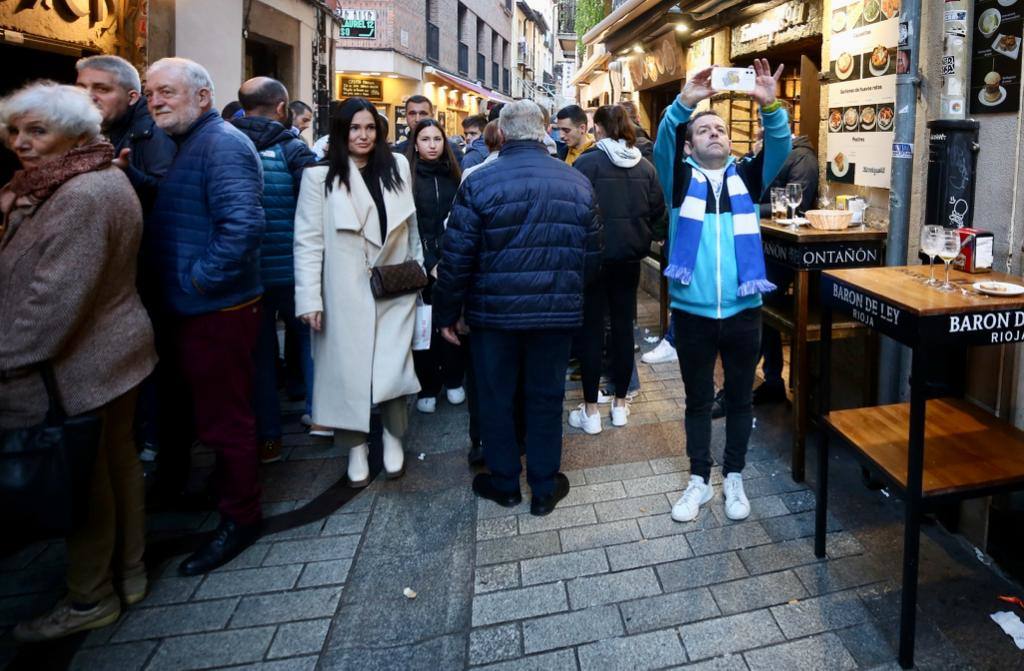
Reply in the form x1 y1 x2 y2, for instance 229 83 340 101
771 188 787 222
919 225 943 286
818 181 832 209
786 182 803 229
935 229 961 292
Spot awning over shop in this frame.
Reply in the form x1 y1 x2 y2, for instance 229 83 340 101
423 67 514 104
569 48 610 86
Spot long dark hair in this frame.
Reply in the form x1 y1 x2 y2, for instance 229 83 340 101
405 118 461 187
325 97 403 195
593 105 637 147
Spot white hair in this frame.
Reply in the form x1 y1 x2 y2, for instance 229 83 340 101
0 81 102 141
498 100 547 142
146 57 216 101
76 54 142 93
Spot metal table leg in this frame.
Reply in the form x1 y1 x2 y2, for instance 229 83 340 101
814 303 832 559
792 269 810 482
898 344 927 669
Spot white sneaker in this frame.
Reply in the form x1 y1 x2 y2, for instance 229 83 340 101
416 397 437 414
446 386 466 405
347 444 369 487
671 475 713 522
641 338 678 364
723 472 751 520
597 389 639 404
383 427 405 478
568 403 602 434
610 403 630 427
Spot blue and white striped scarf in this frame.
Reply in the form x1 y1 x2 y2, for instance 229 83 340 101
664 164 776 297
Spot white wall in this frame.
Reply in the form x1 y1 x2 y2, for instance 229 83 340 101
174 0 244 108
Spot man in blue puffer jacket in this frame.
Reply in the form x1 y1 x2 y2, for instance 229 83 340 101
233 77 318 465
145 58 266 576
434 100 603 518
653 59 792 526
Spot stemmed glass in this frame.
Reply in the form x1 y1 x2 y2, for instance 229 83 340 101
935 229 961 292
786 182 803 229
919 225 943 286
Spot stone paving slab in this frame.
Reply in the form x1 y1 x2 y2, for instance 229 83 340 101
576 628 688 670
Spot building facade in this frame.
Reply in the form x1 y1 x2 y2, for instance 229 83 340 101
334 0 513 143
512 0 556 112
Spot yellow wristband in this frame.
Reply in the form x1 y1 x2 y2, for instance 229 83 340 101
760 100 782 114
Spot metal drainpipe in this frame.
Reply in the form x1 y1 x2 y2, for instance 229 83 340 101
877 0 923 404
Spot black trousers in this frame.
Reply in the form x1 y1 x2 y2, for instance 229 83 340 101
414 279 467 397
580 262 641 403
673 307 761 481
471 328 572 497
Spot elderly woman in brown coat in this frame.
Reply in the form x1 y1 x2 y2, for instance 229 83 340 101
0 82 157 641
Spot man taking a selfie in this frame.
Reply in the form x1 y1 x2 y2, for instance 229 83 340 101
653 59 791 524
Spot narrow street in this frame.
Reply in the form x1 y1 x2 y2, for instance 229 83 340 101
2 294 1022 671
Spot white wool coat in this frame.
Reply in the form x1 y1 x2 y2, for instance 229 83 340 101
294 156 422 432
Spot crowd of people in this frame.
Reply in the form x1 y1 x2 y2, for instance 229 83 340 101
0 53 808 641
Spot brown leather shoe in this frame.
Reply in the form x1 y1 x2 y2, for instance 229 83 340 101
13 595 120 642
260 439 283 464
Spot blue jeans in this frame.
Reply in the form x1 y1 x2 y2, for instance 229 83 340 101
253 285 313 440
472 328 572 498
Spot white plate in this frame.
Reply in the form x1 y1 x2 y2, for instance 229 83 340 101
978 85 1008 107
973 281 1024 297
830 160 850 178
861 118 876 130
877 108 894 130
869 54 890 77
832 10 847 32
979 8 1002 37
998 0 1016 7
777 218 809 226
993 34 1022 60
836 55 855 80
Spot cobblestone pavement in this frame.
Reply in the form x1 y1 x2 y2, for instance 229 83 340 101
2 296 1024 670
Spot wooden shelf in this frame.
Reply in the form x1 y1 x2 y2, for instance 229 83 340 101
825 398 1024 498
761 304 867 342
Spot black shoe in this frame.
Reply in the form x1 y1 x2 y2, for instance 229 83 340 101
711 389 726 419
752 380 787 405
531 473 570 516
472 474 522 507
467 444 485 467
178 518 262 576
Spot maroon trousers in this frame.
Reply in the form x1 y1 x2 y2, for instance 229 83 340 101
178 302 262 525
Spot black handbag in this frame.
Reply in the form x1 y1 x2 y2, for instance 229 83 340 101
0 365 102 541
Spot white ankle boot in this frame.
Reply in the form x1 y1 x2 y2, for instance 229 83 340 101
347 443 370 488
383 428 405 479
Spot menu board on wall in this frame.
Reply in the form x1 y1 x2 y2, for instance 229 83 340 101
825 0 900 189
970 0 1023 114
340 78 383 101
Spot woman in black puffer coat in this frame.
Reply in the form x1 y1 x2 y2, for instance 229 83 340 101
570 104 665 434
406 119 465 413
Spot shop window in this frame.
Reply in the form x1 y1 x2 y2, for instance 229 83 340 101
427 22 440 62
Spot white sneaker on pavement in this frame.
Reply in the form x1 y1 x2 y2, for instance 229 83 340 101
641 338 678 364
416 397 437 414
347 444 370 488
723 472 751 520
610 404 630 427
671 475 712 522
446 386 466 405
597 389 638 404
568 403 602 434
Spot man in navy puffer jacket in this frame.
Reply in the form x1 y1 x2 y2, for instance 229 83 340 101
434 100 603 517
233 77 318 465
145 58 266 576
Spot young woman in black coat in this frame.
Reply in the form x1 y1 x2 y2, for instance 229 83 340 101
569 104 666 434
406 119 465 413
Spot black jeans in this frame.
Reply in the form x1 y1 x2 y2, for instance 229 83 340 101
471 328 572 497
673 308 762 481
580 262 640 403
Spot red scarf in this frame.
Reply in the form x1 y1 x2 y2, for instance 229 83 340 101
1 142 114 219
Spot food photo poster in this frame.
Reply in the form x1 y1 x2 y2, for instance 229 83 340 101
971 0 1023 114
826 0 899 189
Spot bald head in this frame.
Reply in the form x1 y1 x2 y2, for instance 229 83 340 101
238 76 289 122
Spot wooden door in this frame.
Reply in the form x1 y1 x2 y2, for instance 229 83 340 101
800 54 820 151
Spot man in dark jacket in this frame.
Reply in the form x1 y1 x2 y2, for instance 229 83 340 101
233 77 318 464
76 55 176 212
145 57 266 575
435 100 602 517
460 113 489 170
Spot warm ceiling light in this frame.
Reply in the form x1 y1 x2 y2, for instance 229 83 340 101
675 23 688 32
388 74 400 78
632 44 644 53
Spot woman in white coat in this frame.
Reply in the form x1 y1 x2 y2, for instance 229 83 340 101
294 97 422 486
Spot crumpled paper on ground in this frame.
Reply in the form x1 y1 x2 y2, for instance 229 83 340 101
990 611 1024 649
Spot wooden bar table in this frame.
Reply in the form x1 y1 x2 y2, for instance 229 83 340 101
760 219 887 482
816 265 1024 669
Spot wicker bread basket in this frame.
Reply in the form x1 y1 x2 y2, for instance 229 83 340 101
806 209 854 230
